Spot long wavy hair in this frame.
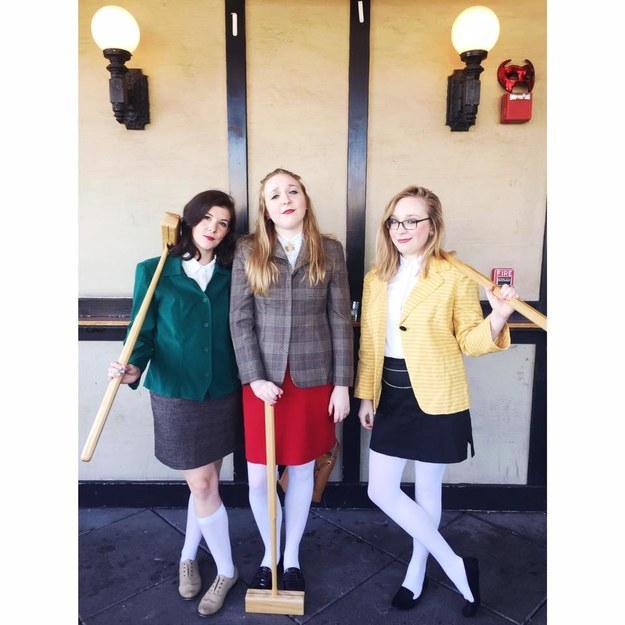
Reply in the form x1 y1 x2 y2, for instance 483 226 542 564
373 185 446 281
168 189 237 268
245 168 331 296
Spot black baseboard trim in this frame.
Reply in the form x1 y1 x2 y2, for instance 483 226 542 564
78 481 546 512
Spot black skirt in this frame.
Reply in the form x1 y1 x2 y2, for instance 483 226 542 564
369 357 474 464
150 389 243 470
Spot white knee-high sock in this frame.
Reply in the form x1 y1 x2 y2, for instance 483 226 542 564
180 493 203 561
197 503 235 578
282 460 314 570
368 450 474 602
247 461 283 568
402 461 446 597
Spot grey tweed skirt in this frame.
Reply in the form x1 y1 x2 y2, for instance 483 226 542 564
150 389 243 470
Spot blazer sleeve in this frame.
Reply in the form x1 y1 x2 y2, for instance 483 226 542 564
325 238 354 387
229 239 267 384
354 270 376 399
452 270 511 355
126 258 159 387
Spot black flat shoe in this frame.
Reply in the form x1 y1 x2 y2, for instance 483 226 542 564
250 560 283 590
461 557 480 617
392 577 429 610
250 566 273 590
282 567 305 591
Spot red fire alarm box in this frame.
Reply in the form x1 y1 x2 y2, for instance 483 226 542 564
497 59 535 124
501 93 532 123
492 268 515 287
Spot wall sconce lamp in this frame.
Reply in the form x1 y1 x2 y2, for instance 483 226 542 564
91 5 150 130
446 6 500 131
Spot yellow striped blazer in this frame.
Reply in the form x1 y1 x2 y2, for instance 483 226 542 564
354 257 510 415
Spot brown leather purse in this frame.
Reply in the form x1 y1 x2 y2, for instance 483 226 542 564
278 441 340 503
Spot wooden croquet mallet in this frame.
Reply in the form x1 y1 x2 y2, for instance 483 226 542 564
244 403 305 615
444 253 547 332
80 212 181 462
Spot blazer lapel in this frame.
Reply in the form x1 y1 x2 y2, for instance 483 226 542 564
399 259 447 322
161 256 206 294
209 264 231 290
274 242 289 262
161 255 185 278
293 244 310 273
271 241 310 274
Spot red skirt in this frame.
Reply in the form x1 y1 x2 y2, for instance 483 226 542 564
242 369 336 465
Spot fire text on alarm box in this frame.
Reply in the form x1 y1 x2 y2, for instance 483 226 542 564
492 268 515 287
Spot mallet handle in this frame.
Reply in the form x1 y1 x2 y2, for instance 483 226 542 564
80 244 169 462
445 254 547 331
265 403 279 596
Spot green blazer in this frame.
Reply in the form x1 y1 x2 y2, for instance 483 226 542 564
127 255 241 401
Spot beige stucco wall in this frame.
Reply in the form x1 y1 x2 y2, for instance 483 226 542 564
78 0 546 483
79 0 546 297
366 0 546 288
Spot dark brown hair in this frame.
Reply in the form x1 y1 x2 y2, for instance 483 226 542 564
169 190 237 268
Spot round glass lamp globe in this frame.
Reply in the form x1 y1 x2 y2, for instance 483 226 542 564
91 5 141 53
451 6 500 54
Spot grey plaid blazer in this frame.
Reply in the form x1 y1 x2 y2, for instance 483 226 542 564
229 235 354 388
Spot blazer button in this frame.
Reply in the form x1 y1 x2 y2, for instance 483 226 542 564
399 326 407 331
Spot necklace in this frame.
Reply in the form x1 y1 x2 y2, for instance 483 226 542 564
284 241 295 253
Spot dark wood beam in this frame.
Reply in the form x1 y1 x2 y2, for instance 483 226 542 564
225 0 249 234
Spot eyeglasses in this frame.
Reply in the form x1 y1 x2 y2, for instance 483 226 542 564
385 217 431 231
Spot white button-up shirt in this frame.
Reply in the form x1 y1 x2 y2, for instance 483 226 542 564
278 232 303 269
385 255 423 357
182 256 216 291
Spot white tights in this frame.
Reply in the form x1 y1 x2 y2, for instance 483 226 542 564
368 449 474 602
248 460 314 570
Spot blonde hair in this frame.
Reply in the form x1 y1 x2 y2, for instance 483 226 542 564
245 168 330 296
373 185 446 282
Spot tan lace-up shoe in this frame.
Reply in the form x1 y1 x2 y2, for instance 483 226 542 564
197 567 239 616
178 559 202 600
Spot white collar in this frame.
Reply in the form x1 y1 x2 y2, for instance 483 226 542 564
398 254 423 276
182 256 216 290
183 256 216 273
277 232 303 254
